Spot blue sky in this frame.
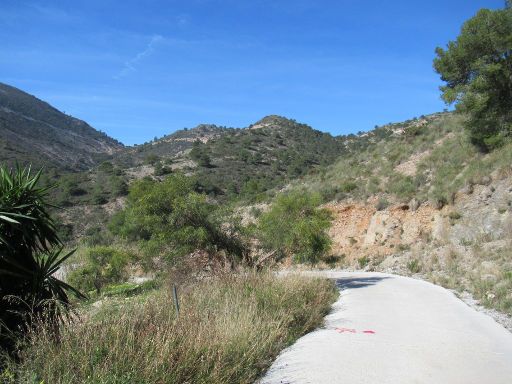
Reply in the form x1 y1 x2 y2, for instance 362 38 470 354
0 1 505 145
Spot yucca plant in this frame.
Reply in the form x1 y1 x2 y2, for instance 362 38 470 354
0 165 84 355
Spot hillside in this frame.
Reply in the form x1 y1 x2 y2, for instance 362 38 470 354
282 112 512 326
296 112 459 204
50 115 346 240
113 123 235 169
119 115 346 200
3 93 511 335
0 82 123 171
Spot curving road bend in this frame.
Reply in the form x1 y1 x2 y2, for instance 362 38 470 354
260 272 512 384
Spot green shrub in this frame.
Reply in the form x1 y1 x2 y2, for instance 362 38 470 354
357 256 370 269
375 198 389 211
257 192 332 263
397 244 411 252
67 246 133 294
404 124 424 138
190 140 212 167
407 259 422 274
154 161 172 176
143 154 160 165
387 174 416 199
448 211 461 220
340 180 357 193
109 174 248 264
110 176 128 196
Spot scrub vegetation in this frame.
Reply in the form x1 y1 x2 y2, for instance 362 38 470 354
1 3 512 381
3 274 337 384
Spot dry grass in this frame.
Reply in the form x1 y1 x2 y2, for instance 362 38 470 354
5 273 337 384
421 242 512 317
467 245 512 315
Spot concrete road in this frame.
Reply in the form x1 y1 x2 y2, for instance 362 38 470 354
260 272 512 384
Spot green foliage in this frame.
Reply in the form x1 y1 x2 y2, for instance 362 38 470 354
434 7 512 150
153 161 172 176
339 180 358 193
50 166 128 210
189 140 212 167
143 154 160 165
67 247 133 294
257 192 332 263
109 174 248 264
7 274 336 384
407 259 422 274
189 116 345 201
97 161 114 174
386 174 416 200
101 280 159 298
357 256 370 269
403 124 424 138
0 165 83 354
375 197 389 211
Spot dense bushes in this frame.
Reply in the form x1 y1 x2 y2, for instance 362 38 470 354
68 247 134 294
256 192 332 263
189 140 212 167
50 164 128 209
109 174 248 265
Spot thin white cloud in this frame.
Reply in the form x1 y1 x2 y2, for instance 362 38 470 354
30 4 74 22
114 35 164 79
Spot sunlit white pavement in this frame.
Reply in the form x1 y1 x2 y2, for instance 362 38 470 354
260 272 512 384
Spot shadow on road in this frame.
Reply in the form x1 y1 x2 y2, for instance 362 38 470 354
335 276 390 290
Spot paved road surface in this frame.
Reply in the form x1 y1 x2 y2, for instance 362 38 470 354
260 272 512 384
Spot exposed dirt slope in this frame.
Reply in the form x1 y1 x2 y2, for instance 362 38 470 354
323 173 512 325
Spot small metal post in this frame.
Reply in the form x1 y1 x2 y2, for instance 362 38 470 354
172 283 180 315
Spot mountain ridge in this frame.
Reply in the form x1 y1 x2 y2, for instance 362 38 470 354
0 82 123 171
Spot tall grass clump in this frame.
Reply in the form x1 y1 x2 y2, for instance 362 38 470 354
7 273 337 383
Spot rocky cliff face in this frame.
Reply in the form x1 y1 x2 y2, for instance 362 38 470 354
326 173 512 263
324 172 512 327
326 201 437 259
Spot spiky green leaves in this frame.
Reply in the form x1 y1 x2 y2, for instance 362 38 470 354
0 165 84 354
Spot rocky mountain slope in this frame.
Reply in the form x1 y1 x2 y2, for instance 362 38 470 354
187 115 345 198
113 123 235 169
0 82 123 171
109 115 345 200
43 114 346 240
279 112 512 325
2 83 509 324
320 175 512 329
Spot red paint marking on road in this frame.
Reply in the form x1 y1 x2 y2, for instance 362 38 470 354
334 328 376 334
